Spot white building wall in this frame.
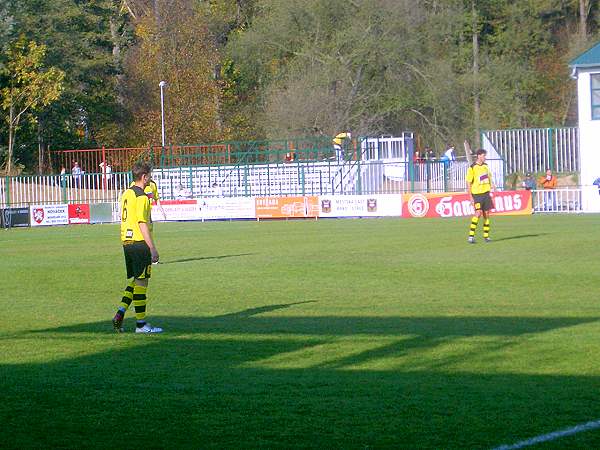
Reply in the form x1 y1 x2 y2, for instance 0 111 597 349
577 68 600 212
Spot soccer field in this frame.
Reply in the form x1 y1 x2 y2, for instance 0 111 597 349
1 215 600 449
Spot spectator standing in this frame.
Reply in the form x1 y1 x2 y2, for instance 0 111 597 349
332 132 351 162
100 161 112 189
538 169 557 210
72 162 82 188
522 173 536 190
60 166 67 188
444 145 456 162
424 147 435 161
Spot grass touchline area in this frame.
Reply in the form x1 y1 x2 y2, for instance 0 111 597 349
1 215 600 449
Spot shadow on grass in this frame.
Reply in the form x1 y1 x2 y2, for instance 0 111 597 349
161 253 254 264
492 233 548 242
32 304 599 338
5 308 600 449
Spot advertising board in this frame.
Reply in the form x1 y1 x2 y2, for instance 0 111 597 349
30 204 69 226
402 191 532 218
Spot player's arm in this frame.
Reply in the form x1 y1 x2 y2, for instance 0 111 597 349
139 222 159 263
465 168 474 197
136 194 159 262
155 198 167 219
152 183 167 219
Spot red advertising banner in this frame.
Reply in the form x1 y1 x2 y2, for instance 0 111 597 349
68 203 91 224
255 196 319 218
402 190 532 218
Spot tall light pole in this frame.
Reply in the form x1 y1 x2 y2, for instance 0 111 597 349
159 80 167 147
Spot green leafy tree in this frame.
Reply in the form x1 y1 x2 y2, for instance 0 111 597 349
0 0 13 49
122 0 223 146
8 0 130 171
0 37 64 174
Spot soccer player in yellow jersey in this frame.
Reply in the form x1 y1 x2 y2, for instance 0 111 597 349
466 149 495 244
112 162 162 333
130 178 167 221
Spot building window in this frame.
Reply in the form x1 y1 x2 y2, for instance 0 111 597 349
592 74 600 120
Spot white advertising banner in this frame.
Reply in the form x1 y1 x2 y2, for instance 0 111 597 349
112 201 121 223
318 195 402 217
150 198 256 221
152 200 201 222
200 197 255 220
30 204 69 226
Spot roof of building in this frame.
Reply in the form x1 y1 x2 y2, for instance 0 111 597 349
570 41 600 68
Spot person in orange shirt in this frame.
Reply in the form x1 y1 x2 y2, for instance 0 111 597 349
538 169 557 210
538 169 557 189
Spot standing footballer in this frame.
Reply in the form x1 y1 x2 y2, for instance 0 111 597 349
466 149 495 244
112 162 163 333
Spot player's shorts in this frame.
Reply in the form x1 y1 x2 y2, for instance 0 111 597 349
472 192 493 212
123 241 152 280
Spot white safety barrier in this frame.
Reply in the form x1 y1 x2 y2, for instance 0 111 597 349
531 188 582 213
1 172 131 208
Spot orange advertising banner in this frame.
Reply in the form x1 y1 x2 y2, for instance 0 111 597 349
255 196 319 218
402 190 532 218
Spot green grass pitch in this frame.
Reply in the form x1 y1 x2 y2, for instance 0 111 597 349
1 215 600 449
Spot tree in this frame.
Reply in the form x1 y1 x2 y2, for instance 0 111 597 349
10 0 130 163
0 0 13 49
122 0 223 146
0 37 64 174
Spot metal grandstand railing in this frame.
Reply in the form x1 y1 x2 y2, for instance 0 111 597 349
482 127 579 174
1 172 131 207
48 137 342 174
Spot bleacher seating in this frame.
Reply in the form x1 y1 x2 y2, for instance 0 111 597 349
152 161 351 199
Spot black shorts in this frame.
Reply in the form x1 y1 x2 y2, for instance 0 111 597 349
472 192 493 212
123 241 152 280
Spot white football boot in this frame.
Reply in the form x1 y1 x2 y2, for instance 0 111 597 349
135 323 163 333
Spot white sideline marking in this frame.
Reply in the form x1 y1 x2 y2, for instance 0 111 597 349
492 419 600 450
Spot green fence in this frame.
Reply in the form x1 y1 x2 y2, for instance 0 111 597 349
154 136 355 168
49 136 355 175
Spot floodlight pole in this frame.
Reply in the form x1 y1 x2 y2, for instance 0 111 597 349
159 80 167 147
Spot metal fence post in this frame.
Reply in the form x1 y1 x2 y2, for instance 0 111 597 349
61 174 67 203
4 176 10 206
548 128 555 171
443 163 448 192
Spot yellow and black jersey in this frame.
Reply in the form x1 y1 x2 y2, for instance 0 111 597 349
120 185 151 242
130 180 160 205
333 132 350 146
466 163 492 195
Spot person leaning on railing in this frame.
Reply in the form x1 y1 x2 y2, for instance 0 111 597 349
538 169 557 211
522 173 536 191
332 132 351 162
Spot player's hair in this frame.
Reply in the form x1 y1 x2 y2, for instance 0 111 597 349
132 161 152 181
476 149 487 156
